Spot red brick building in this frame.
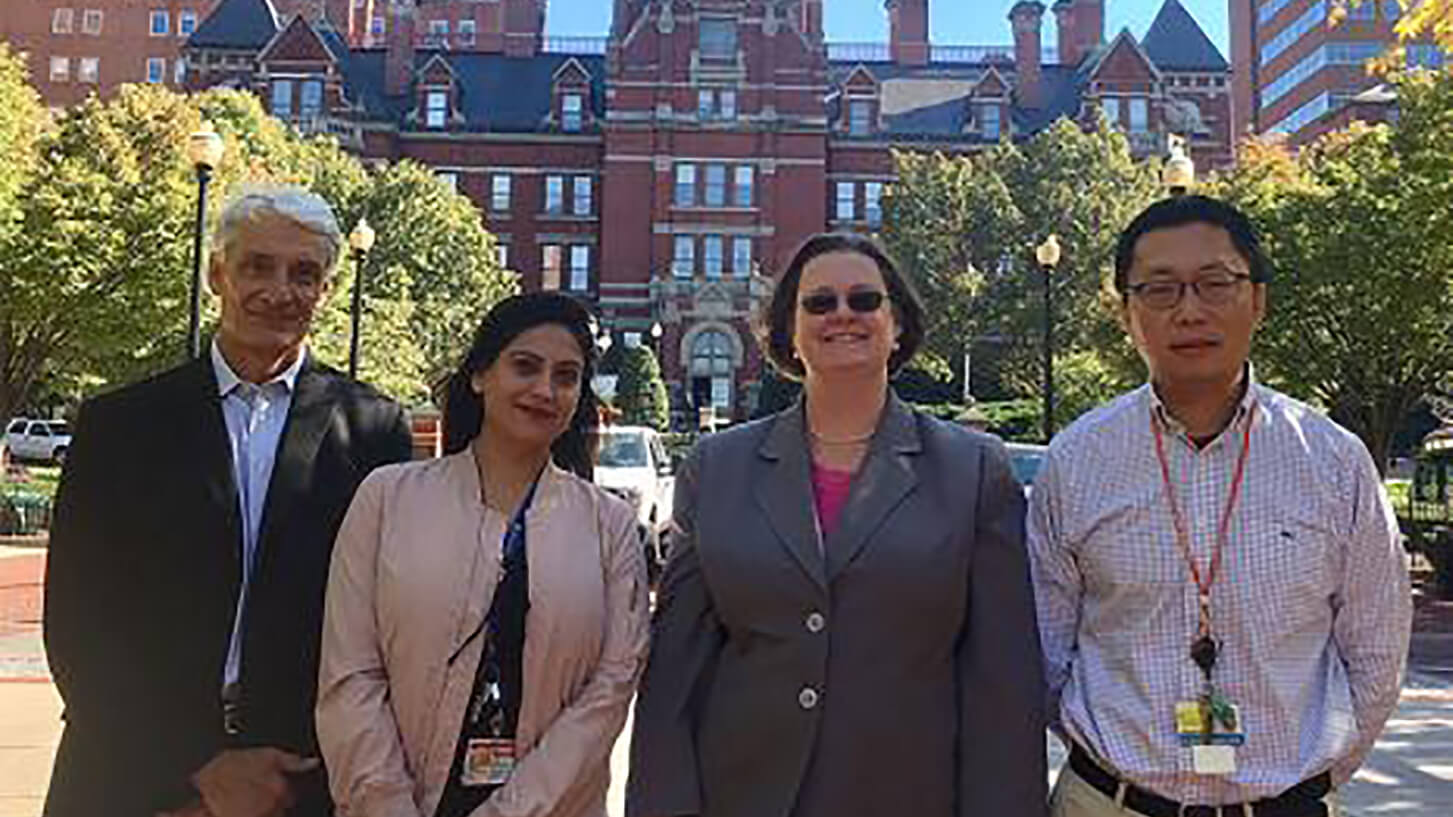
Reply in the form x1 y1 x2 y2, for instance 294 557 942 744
2 0 221 109
181 0 1230 422
1229 0 1442 144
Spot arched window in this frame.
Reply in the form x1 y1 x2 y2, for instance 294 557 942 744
690 330 734 409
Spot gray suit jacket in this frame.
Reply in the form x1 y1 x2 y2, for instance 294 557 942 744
626 396 1047 817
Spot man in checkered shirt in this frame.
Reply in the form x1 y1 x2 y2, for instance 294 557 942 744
1029 196 1411 817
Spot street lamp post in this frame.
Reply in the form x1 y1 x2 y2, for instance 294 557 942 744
347 217 376 379
185 123 224 359
1036 235 1062 443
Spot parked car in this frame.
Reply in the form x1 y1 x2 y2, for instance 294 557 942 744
4 418 72 464
595 425 675 580
1005 442 1047 495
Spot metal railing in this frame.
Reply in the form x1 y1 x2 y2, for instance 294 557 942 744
827 42 891 61
930 45 1017 63
825 42 1052 65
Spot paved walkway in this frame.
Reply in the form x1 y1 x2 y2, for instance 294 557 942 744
4 546 1451 817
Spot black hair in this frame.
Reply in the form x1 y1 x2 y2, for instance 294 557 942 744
760 232 927 381
1113 195 1272 296
441 292 600 480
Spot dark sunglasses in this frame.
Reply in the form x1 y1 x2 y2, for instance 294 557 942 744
799 290 887 315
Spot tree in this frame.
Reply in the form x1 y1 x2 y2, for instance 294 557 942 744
0 81 515 421
616 345 670 431
1210 72 1453 474
881 119 1156 423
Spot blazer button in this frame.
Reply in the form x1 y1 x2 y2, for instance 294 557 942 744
798 686 820 710
805 612 826 633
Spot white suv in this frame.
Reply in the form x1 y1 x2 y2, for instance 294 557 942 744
5 418 72 464
595 425 675 579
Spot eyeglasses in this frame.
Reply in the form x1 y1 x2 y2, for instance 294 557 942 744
1125 274 1251 310
799 290 887 315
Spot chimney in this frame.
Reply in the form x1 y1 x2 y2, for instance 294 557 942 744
503 0 544 57
887 0 929 67
1054 0 1104 67
1010 2 1045 108
385 0 416 97
800 0 824 37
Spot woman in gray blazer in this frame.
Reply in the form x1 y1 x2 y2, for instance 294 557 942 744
627 234 1047 817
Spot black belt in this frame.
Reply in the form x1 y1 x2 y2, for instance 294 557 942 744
1068 744 1331 817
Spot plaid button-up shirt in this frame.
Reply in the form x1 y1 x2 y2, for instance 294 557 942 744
1028 376 1411 804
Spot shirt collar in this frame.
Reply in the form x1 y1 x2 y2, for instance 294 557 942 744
210 339 306 398
1147 362 1259 439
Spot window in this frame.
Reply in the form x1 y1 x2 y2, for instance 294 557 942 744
703 235 724 278
573 177 592 216
733 166 753 207
1260 2 1328 66
545 175 564 213
1383 0 1401 19
979 103 1001 139
52 8 74 34
147 57 166 84
691 331 734 409
459 19 477 46
721 89 736 119
673 236 695 277
1349 0 1375 20
78 57 99 84
427 19 449 45
704 164 727 207
849 100 872 135
491 175 512 211
674 164 696 207
50 57 70 82
698 89 714 119
300 79 323 120
1128 97 1148 133
179 10 197 36
541 245 562 290
732 237 752 276
426 90 448 128
864 182 883 227
82 9 103 35
1407 44 1446 70
150 10 169 36
495 242 509 269
174 57 187 85
371 16 385 37
699 18 738 59
569 245 590 291
562 93 583 131
835 182 856 221
271 79 293 116
437 172 458 192
1101 97 1121 127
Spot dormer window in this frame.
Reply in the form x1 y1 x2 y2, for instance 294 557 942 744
562 93 583 131
979 103 1001 139
1128 97 1148 133
426 19 449 47
849 100 873 135
300 79 323 121
426 90 448 128
699 18 737 60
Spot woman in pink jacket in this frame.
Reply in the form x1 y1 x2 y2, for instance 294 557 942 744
317 293 650 817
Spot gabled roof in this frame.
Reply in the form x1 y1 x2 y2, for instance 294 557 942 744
1141 0 1228 72
1086 28 1163 82
340 52 608 132
258 14 339 64
188 0 280 50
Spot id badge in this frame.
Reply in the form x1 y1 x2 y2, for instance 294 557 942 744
1192 744 1237 775
462 737 516 787
1174 699 1245 748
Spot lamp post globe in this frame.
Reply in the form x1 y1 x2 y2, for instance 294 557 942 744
347 217 376 378
1035 234 1061 443
185 123 224 359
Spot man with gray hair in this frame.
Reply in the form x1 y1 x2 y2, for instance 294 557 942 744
44 186 414 817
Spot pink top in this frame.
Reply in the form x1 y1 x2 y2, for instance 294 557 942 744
810 462 854 540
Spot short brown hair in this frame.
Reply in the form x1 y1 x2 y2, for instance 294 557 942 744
759 233 926 381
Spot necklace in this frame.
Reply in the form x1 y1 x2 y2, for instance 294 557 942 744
808 428 875 446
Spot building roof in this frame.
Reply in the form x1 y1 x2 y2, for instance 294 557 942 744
189 0 281 50
1140 0 1228 72
340 52 608 132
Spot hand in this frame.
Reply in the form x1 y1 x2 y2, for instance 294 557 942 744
191 748 319 817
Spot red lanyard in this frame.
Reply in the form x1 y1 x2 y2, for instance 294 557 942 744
1150 402 1255 640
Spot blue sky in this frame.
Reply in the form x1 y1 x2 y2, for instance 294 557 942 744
544 1 1230 57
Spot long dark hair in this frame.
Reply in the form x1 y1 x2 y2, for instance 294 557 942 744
441 293 600 480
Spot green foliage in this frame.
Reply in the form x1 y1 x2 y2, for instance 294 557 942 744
616 345 670 431
977 399 1044 443
1208 71 1453 473
880 120 1159 426
0 82 516 421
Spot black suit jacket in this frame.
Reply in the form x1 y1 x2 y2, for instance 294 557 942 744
627 396 1047 817
42 353 413 817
